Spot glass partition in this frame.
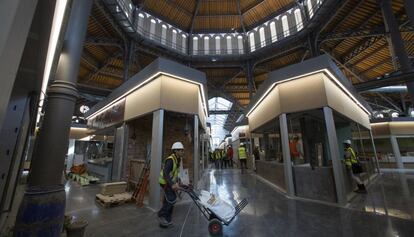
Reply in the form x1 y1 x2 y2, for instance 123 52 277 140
372 138 394 168
287 109 336 202
397 137 414 169
351 123 378 179
251 118 285 191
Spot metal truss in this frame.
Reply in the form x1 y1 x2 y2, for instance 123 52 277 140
84 36 123 48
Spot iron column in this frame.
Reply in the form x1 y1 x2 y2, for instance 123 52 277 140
29 0 93 186
14 1 92 236
379 0 414 105
404 0 414 30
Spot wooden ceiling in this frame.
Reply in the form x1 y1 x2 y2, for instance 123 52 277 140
132 0 295 32
77 0 414 129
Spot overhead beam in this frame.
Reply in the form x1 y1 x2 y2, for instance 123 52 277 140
236 0 246 34
241 0 265 15
83 51 123 82
189 0 201 34
95 0 126 41
84 36 123 48
355 71 414 91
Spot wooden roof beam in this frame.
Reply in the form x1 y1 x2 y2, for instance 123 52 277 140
241 0 265 15
236 0 246 34
189 0 201 34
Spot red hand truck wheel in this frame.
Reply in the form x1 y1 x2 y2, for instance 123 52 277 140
208 218 223 236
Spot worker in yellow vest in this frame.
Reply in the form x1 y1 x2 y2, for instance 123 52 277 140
343 140 366 193
238 143 248 173
214 149 221 169
158 141 185 227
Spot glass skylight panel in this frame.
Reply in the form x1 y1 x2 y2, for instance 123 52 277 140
208 97 233 111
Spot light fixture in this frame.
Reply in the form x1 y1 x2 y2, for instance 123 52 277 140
80 105 90 114
391 112 399 118
37 0 69 125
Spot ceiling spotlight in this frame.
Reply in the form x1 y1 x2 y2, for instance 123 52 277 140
391 112 399 118
211 58 217 62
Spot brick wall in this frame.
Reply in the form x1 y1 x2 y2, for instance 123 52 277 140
124 112 196 186
124 114 152 183
163 112 195 181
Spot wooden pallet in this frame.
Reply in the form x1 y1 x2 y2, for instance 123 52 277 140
95 193 132 208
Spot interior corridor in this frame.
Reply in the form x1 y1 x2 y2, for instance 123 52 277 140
65 169 414 237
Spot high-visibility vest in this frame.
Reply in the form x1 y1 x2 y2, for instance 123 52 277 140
238 147 247 160
344 147 358 168
215 151 221 160
159 154 179 185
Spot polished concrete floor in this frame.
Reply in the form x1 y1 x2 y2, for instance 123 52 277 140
66 169 414 237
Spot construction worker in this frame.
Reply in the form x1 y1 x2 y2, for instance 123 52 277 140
158 141 185 227
343 140 366 193
214 149 222 169
238 143 247 172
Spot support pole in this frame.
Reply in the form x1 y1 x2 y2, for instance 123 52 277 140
246 61 255 100
323 107 347 205
390 135 404 169
279 114 295 196
14 1 92 236
193 115 199 188
379 0 414 105
149 109 164 211
29 0 92 185
404 0 414 30
123 39 134 81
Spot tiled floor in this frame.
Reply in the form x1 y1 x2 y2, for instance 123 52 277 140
66 169 414 237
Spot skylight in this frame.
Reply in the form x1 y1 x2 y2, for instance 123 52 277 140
207 97 232 148
208 97 233 111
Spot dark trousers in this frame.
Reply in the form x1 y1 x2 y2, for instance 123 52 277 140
215 159 220 169
158 184 176 222
229 159 233 168
240 159 247 169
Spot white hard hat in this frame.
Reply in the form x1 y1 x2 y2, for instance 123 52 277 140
240 143 244 146
171 142 184 150
343 140 351 145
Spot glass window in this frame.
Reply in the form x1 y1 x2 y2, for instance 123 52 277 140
215 36 220 54
161 25 167 44
182 35 187 53
270 22 277 42
204 36 209 55
249 32 256 52
193 37 198 55
307 0 314 18
237 35 244 53
172 29 177 49
294 9 303 31
226 36 232 54
259 27 266 48
281 15 290 37
150 19 156 40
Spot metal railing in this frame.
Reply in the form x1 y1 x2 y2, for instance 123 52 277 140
104 0 326 57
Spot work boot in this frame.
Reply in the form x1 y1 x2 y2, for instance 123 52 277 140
354 184 367 194
158 216 169 228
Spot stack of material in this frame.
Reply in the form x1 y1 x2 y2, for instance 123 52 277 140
68 172 99 186
96 181 132 208
101 182 128 195
96 193 132 208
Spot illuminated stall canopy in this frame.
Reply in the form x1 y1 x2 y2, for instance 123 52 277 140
245 55 376 205
85 57 208 129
